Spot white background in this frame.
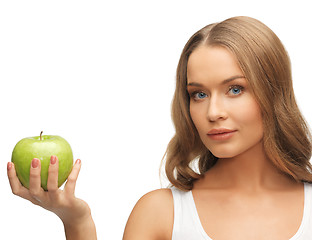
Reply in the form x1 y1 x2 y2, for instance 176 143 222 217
1 0 311 239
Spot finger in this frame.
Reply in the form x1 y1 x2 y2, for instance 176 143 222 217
7 162 25 196
64 159 81 195
7 162 21 193
29 158 44 201
7 162 33 201
47 155 59 193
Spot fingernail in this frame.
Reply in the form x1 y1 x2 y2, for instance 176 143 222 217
7 162 13 171
50 155 56 165
75 159 81 164
32 158 40 168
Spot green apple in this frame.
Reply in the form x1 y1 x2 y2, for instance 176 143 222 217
11 132 73 190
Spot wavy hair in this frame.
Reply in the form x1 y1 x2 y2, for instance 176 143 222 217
164 16 312 191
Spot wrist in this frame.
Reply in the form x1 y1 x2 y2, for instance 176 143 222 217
55 199 92 228
63 214 97 240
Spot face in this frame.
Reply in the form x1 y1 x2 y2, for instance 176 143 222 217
187 45 263 159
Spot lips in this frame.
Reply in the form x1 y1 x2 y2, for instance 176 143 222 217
207 128 237 140
208 128 236 135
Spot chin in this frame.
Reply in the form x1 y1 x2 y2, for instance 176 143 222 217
211 152 236 159
207 146 239 159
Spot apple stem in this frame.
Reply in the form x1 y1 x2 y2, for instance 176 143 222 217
40 131 43 141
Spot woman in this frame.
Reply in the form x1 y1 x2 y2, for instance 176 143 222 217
8 16 312 239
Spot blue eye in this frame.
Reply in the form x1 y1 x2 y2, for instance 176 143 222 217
191 91 207 101
196 92 207 99
194 92 207 99
228 85 244 95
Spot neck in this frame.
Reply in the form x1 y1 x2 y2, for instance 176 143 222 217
197 142 298 192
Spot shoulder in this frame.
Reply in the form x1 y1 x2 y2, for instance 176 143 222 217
132 188 173 218
123 188 174 240
142 188 174 207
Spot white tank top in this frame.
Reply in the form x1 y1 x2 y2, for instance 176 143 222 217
171 182 312 240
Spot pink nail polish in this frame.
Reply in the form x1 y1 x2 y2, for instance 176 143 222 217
75 159 81 164
50 156 56 165
7 162 13 171
32 158 39 168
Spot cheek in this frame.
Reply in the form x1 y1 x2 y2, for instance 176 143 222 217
190 104 207 131
234 99 263 133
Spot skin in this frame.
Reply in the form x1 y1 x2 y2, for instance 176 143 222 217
7 156 97 240
8 45 304 240
187 45 304 239
187 46 264 162
123 45 304 239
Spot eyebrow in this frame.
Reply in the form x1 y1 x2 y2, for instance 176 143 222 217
187 75 246 87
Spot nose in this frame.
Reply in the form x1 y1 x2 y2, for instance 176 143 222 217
206 94 227 122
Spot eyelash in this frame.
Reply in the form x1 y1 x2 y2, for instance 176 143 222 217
228 85 244 96
189 85 245 101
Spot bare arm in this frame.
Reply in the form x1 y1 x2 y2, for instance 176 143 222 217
63 214 97 240
123 189 174 240
7 156 97 240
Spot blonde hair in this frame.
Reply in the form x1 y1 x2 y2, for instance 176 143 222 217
164 16 312 191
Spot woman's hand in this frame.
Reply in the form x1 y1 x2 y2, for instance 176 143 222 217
7 156 97 240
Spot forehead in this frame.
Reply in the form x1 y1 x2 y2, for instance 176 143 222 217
187 45 244 84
